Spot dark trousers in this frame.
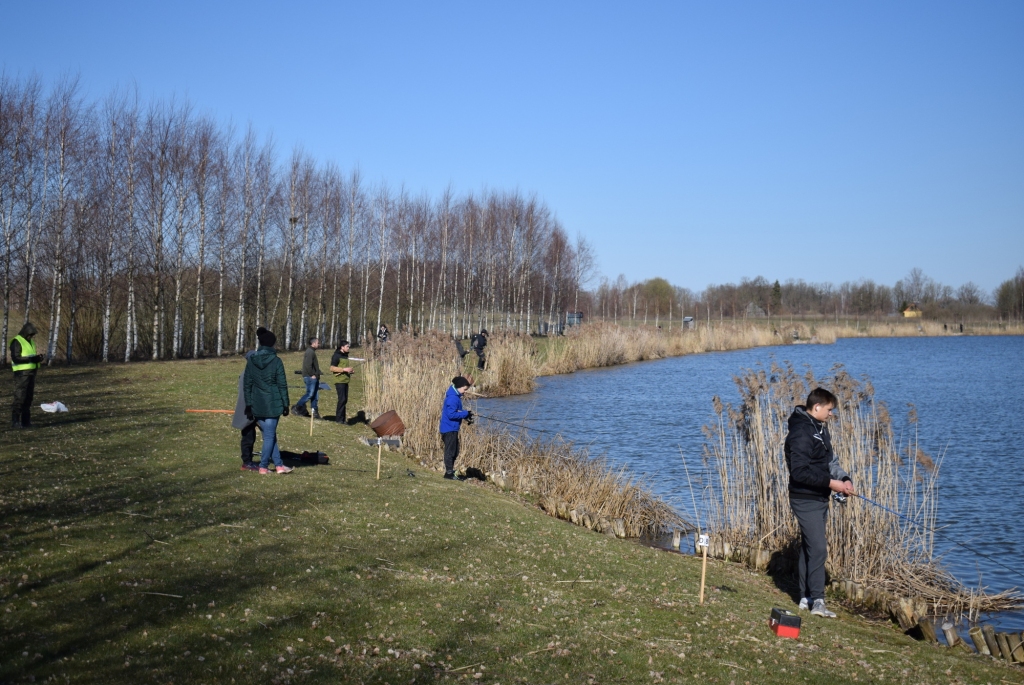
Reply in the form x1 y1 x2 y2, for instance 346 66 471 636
442 431 460 474
12 373 35 427
240 421 257 464
335 383 349 423
474 349 486 370
791 497 829 601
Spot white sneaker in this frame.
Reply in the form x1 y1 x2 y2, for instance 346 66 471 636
798 597 810 611
811 599 836 618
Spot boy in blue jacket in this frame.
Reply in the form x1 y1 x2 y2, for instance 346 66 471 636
439 376 473 480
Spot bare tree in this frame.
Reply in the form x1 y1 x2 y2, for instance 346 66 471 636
571 233 596 316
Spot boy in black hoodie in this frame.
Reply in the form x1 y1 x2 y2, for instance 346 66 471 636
784 387 854 618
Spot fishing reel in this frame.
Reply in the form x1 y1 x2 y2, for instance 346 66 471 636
831 492 848 505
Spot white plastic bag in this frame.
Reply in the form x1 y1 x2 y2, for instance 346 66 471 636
40 401 69 413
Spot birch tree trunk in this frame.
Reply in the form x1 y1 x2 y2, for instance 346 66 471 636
374 187 390 335
345 169 359 343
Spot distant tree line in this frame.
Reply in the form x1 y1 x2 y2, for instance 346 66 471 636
590 266 1024 325
0 75 596 364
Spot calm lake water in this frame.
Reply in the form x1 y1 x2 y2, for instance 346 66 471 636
477 335 1024 628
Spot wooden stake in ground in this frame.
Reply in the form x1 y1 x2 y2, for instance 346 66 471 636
698 533 710 604
376 439 382 480
309 379 320 437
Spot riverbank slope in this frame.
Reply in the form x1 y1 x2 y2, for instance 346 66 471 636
1 354 1018 683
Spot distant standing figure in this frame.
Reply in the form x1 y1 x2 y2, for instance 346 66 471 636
329 340 355 424
9 322 43 429
784 387 854 619
243 328 292 474
293 337 322 419
471 329 488 370
438 376 473 480
377 324 390 345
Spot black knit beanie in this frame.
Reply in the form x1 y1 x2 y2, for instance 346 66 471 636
256 327 276 348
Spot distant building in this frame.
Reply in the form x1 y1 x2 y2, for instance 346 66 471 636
683 316 695 330
903 303 923 318
566 311 583 327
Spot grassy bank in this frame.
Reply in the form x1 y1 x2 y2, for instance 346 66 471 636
2 356 1021 683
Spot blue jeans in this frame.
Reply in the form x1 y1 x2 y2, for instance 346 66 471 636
257 417 284 469
296 376 319 411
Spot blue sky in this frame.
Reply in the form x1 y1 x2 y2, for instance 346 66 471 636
2 1 1021 293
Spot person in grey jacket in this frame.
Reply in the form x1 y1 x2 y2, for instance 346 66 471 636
784 387 854 618
293 337 322 419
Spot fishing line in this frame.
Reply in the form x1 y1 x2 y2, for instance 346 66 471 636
473 412 562 436
852 493 1024 586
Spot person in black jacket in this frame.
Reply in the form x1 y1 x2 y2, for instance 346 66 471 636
471 329 488 370
784 387 854 618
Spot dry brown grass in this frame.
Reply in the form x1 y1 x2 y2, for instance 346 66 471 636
361 331 683 538
702 362 1021 618
535 322 796 376
818 320 1024 339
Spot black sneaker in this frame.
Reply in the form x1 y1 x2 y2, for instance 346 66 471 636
443 472 466 481
292 404 309 417
312 410 323 420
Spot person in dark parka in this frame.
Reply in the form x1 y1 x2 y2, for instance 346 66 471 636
9 322 44 429
243 328 293 474
471 329 488 370
438 376 473 480
784 387 854 618
232 328 269 471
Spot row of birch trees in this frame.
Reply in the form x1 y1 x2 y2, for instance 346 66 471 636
0 75 592 364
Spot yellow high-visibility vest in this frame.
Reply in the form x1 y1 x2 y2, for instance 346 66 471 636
11 335 38 373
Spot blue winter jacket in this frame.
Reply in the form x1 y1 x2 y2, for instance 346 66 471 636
439 385 470 433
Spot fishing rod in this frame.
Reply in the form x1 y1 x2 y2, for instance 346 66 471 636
851 493 1024 586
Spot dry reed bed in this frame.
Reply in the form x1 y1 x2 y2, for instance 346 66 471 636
534 322 804 377
702 362 1022 618
825 320 1024 339
361 331 683 538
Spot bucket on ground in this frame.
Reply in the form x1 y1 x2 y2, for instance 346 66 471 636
370 410 405 437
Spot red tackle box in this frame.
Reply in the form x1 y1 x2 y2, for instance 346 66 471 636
769 607 801 639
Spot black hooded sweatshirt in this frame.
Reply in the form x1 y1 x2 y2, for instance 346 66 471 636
784 406 838 502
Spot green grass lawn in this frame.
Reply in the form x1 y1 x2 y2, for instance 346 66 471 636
1 353 1018 684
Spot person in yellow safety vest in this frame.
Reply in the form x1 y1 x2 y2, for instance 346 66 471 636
9 322 43 429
